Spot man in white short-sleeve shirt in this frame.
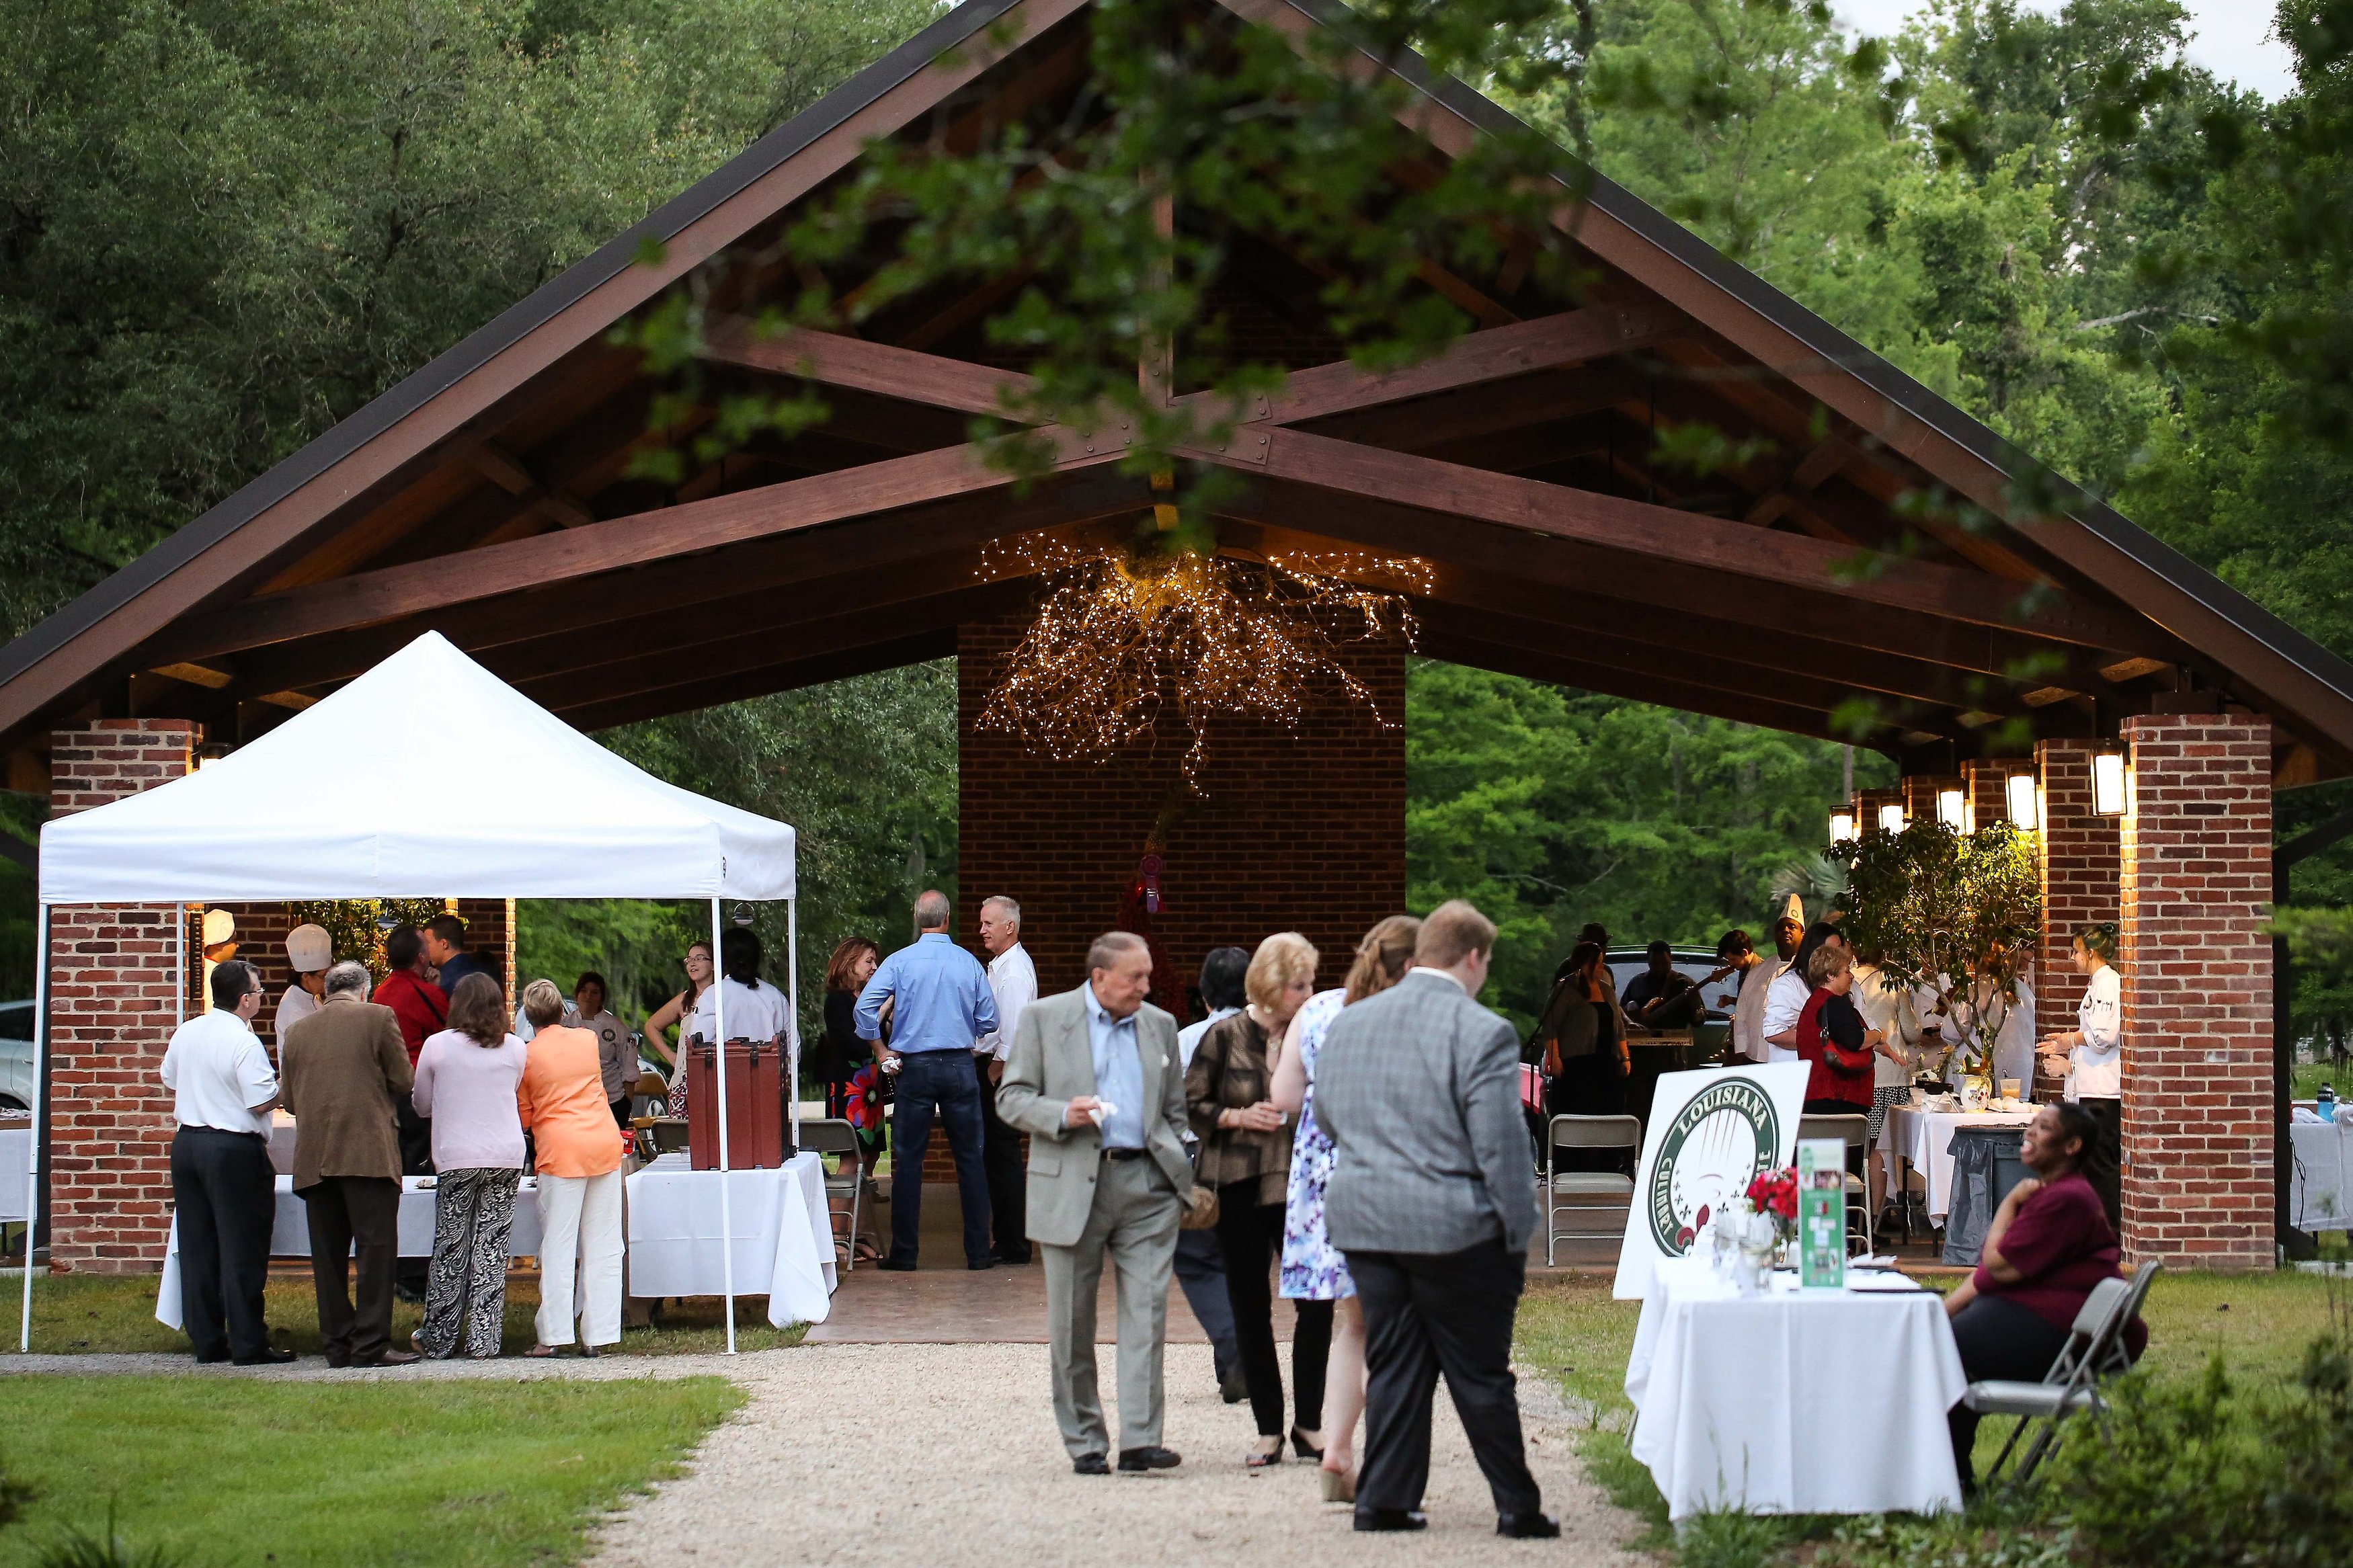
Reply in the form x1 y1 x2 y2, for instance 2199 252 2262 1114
160 958 291 1366
975 895 1039 1265
1763 923 1843 1064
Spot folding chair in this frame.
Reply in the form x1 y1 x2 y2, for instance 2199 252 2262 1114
1963 1262 2159 1487
798 1117 866 1273
1546 1114 1641 1266
1798 1114 1874 1256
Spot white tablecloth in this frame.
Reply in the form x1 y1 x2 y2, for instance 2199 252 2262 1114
1625 1258 1966 1521
2291 1120 2353 1231
1883 1106 2036 1223
623 1152 834 1327
155 1174 545 1329
0 1126 30 1223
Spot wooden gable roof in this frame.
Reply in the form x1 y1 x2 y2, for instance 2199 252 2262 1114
4 0 2351 784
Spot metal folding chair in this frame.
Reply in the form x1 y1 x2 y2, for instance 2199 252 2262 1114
1963 1262 2159 1487
1546 1114 1641 1265
1798 1114 1874 1256
798 1116 866 1273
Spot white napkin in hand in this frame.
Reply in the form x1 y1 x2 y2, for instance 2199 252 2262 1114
1088 1102 1117 1126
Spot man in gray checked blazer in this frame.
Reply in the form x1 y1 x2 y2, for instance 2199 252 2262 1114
1316 899 1558 1537
995 932 1193 1476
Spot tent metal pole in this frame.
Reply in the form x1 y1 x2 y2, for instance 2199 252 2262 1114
787 898 801 1149
18 903 50 1352
711 899 735 1355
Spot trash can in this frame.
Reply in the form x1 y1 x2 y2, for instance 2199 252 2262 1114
1942 1125 2030 1265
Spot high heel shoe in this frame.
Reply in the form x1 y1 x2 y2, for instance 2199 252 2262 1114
1319 1467 1356 1504
1244 1436 1286 1469
1290 1426 1324 1462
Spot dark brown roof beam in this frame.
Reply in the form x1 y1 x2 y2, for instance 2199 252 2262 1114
559 630 959 733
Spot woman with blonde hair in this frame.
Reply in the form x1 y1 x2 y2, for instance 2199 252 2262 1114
516 979 631 1358
1189 930 1328 1467
1271 915 1418 1502
411 971 527 1359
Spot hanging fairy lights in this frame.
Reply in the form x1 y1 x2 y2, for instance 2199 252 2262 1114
975 533 1432 786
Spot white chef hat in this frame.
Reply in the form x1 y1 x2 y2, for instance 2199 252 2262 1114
1779 893 1806 927
284 923 333 973
200 908 236 948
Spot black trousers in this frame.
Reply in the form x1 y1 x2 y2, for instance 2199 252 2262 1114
2079 1096 2122 1233
1215 1186 1333 1438
1802 1098 1872 1175
169 1126 276 1361
301 1175 401 1364
1349 1237 1542 1519
395 1098 434 1296
1947 1296 2071 1491
975 1054 1029 1262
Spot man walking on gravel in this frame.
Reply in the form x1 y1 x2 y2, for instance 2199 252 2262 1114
996 932 1191 1475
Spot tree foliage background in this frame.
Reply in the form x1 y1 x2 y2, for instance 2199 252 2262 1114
5 1 2353 1053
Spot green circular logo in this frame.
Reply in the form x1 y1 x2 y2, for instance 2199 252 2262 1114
1648 1078 1781 1255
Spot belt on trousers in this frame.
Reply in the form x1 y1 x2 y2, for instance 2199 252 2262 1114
1102 1147 1148 1161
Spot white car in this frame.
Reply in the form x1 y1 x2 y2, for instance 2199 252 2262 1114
0 1001 33 1113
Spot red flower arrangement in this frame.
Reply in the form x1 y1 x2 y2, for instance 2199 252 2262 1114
1746 1167 1799 1223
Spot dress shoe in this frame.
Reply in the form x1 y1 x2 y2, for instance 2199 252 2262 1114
324 1354 352 1370
995 1247 1032 1265
1219 1365 1249 1404
1497 1512 1561 1539
232 1347 297 1366
354 1349 422 1368
1072 1453 1111 1476
194 1350 231 1366
877 1259 918 1272
1354 1509 1427 1532
966 1257 998 1271
1117 1446 1181 1473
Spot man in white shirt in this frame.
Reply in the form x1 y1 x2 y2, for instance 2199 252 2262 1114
272 923 332 1044
161 959 293 1366
1717 930 1773 1065
976 895 1039 1265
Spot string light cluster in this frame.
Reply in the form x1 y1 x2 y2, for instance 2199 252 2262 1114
976 533 1432 786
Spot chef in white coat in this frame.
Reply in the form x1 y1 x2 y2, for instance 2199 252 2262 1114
273 924 333 1045
2038 921 2122 1229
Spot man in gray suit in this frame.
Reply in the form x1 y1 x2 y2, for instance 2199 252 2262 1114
1316 899 1557 1537
996 932 1192 1475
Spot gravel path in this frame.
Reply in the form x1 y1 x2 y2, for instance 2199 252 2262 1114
589 1342 1647 1567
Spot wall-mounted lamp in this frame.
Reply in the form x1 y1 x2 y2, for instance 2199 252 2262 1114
2091 747 2127 817
2005 770 2040 830
1829 809 1856 846
1936 788 1967 831
1877 802 1907 835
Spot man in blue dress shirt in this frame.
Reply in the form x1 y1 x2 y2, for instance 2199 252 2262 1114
856 889 1000 1270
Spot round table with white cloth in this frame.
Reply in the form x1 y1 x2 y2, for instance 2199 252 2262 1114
1881 1103 2036 1225
2290 1117 2353 1231
1624 1257 1967 1521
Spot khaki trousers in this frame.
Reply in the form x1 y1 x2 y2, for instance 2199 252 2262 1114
1041 1154 1181 1458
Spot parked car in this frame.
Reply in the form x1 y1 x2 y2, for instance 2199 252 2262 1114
0 1000 33 1112
1604 946 1735 1057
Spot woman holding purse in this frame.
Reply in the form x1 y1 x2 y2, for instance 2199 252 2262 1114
1795 944 1883 1176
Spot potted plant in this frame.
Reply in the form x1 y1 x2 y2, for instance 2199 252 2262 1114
1834 819 2043 1096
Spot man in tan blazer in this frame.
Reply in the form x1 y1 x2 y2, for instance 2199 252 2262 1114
280 960 417 1368
996 932 1191 1475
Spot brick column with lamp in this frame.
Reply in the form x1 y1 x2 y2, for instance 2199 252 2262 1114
2034 740 2122 1102
2116 712 2274 1270
42 720 201 1273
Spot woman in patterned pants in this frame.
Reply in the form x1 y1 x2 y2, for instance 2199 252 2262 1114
412 972 528 1358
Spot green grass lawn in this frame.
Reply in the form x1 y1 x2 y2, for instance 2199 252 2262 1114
0 1374 742 1567
0 1272 804 1358
1514 1266 2353 1563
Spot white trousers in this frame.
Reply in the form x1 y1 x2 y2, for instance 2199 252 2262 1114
536 1169 623 1347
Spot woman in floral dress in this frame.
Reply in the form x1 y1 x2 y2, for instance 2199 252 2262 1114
1271 913 1420 1502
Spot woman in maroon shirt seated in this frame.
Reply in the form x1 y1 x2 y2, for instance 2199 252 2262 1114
1943 1100 2147 1493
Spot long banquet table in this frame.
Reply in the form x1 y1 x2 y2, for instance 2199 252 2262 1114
152 1151 836 1331
1626 1257 1966 1521
1882 1103 2036 1225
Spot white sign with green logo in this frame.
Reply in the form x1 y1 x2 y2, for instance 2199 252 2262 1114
1611 1063 1810 1298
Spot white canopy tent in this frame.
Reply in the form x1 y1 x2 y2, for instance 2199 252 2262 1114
23 631 801 1352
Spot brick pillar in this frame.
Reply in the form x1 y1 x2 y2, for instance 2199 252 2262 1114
2117 712 2274 1270
1902 774 1962 828
1962 759 2014 830
45 720 200 1274
454 899 516 1000
2035 741 2122 1098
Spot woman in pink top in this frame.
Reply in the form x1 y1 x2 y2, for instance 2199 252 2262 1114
516 979 631 1356
411 972 527 1359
